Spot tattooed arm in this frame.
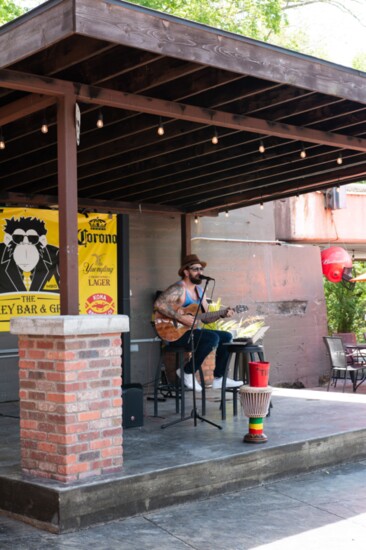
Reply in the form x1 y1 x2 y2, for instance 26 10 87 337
154 283 194 327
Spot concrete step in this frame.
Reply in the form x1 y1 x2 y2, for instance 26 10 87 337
1 387 366 533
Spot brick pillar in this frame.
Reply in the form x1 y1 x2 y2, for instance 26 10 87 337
11 315 129 484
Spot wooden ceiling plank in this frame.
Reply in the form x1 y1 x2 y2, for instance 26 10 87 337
75 83 366 152
0 94 56 125
108 148 365 204
99 57 203 94
190 168 366 214
2 68 366 153
58 47 163 87
152 154 366 208
183 160 366 207
12 36 115 77
81 99 366 196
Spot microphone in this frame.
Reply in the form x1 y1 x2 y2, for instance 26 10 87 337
199 274 215 281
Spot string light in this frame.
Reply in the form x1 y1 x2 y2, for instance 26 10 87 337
258 140 265 153
211 129 218 145
337 153 343 165
96 111 104 128
41 112 48 134
300 145 306 159
194 215 198 224
225 210 229 218
260 202 264 210
157 118 165 136
336 185 341 193
0 128 5 150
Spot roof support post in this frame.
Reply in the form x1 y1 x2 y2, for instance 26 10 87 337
181 214 191 260
57 94 79 315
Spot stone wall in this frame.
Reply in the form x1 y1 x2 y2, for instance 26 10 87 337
129 205 329 389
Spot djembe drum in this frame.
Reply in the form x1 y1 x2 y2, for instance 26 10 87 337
239 385 273 443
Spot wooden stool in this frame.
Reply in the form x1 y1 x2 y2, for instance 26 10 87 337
153 343 206 419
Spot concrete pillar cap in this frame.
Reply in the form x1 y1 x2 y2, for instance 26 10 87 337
10 315 129 336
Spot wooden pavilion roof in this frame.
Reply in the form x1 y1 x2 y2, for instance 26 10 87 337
1 0 366 216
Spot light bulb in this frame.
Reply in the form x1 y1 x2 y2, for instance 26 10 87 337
260 202 264 210
300 148 306 159
259 140 265 153
96 112 104 128
41 122 48 134
194 216 198 224
157 118 165 136
212 131 218 145
225 210 229 218
0 138 5 150
337 154 343 165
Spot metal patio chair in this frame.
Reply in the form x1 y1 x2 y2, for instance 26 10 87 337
323 336 366 393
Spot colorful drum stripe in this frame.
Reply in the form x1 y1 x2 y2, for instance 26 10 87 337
249 417 264 434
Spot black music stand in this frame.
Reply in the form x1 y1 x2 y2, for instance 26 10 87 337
161 278 222 430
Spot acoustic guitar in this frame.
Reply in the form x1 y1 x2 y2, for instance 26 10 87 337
154 303 248 342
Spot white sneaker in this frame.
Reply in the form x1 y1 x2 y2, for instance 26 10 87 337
212 377 243 389
176 370 202 392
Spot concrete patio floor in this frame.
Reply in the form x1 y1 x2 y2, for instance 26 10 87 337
1 381 366 533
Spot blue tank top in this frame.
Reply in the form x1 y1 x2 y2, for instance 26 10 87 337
178 281 203 307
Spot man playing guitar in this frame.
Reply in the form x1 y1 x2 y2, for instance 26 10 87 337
153 254 243 392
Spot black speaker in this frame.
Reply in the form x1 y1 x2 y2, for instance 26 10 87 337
122 384 144 428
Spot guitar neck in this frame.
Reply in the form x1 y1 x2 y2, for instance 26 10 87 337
199 308 226 323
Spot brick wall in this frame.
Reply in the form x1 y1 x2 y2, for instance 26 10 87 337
12 315 129 484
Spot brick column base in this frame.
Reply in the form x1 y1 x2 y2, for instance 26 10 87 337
11 315 129 484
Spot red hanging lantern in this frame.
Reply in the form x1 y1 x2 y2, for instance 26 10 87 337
321 247 352 283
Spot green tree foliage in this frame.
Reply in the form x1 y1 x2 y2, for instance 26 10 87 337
0 0 24 25
324 262 366 339
135 0 283 40
352 52 366 72
132 1 364 43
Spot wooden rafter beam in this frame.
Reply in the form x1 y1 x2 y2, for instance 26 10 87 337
0 94 56 125
76 84 366 153
2 68 366 152
192 167 366 214
0 191 182 215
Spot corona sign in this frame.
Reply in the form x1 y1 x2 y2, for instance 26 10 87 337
0 208 118 331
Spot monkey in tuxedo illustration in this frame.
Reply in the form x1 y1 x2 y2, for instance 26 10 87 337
0 216 60 293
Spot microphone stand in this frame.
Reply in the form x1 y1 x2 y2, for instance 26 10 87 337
162 278 222 430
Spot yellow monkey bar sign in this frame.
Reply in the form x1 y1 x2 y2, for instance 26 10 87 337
0 208 118 331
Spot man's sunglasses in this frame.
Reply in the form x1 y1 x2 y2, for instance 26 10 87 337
12 234 40 245
189 266 204 272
